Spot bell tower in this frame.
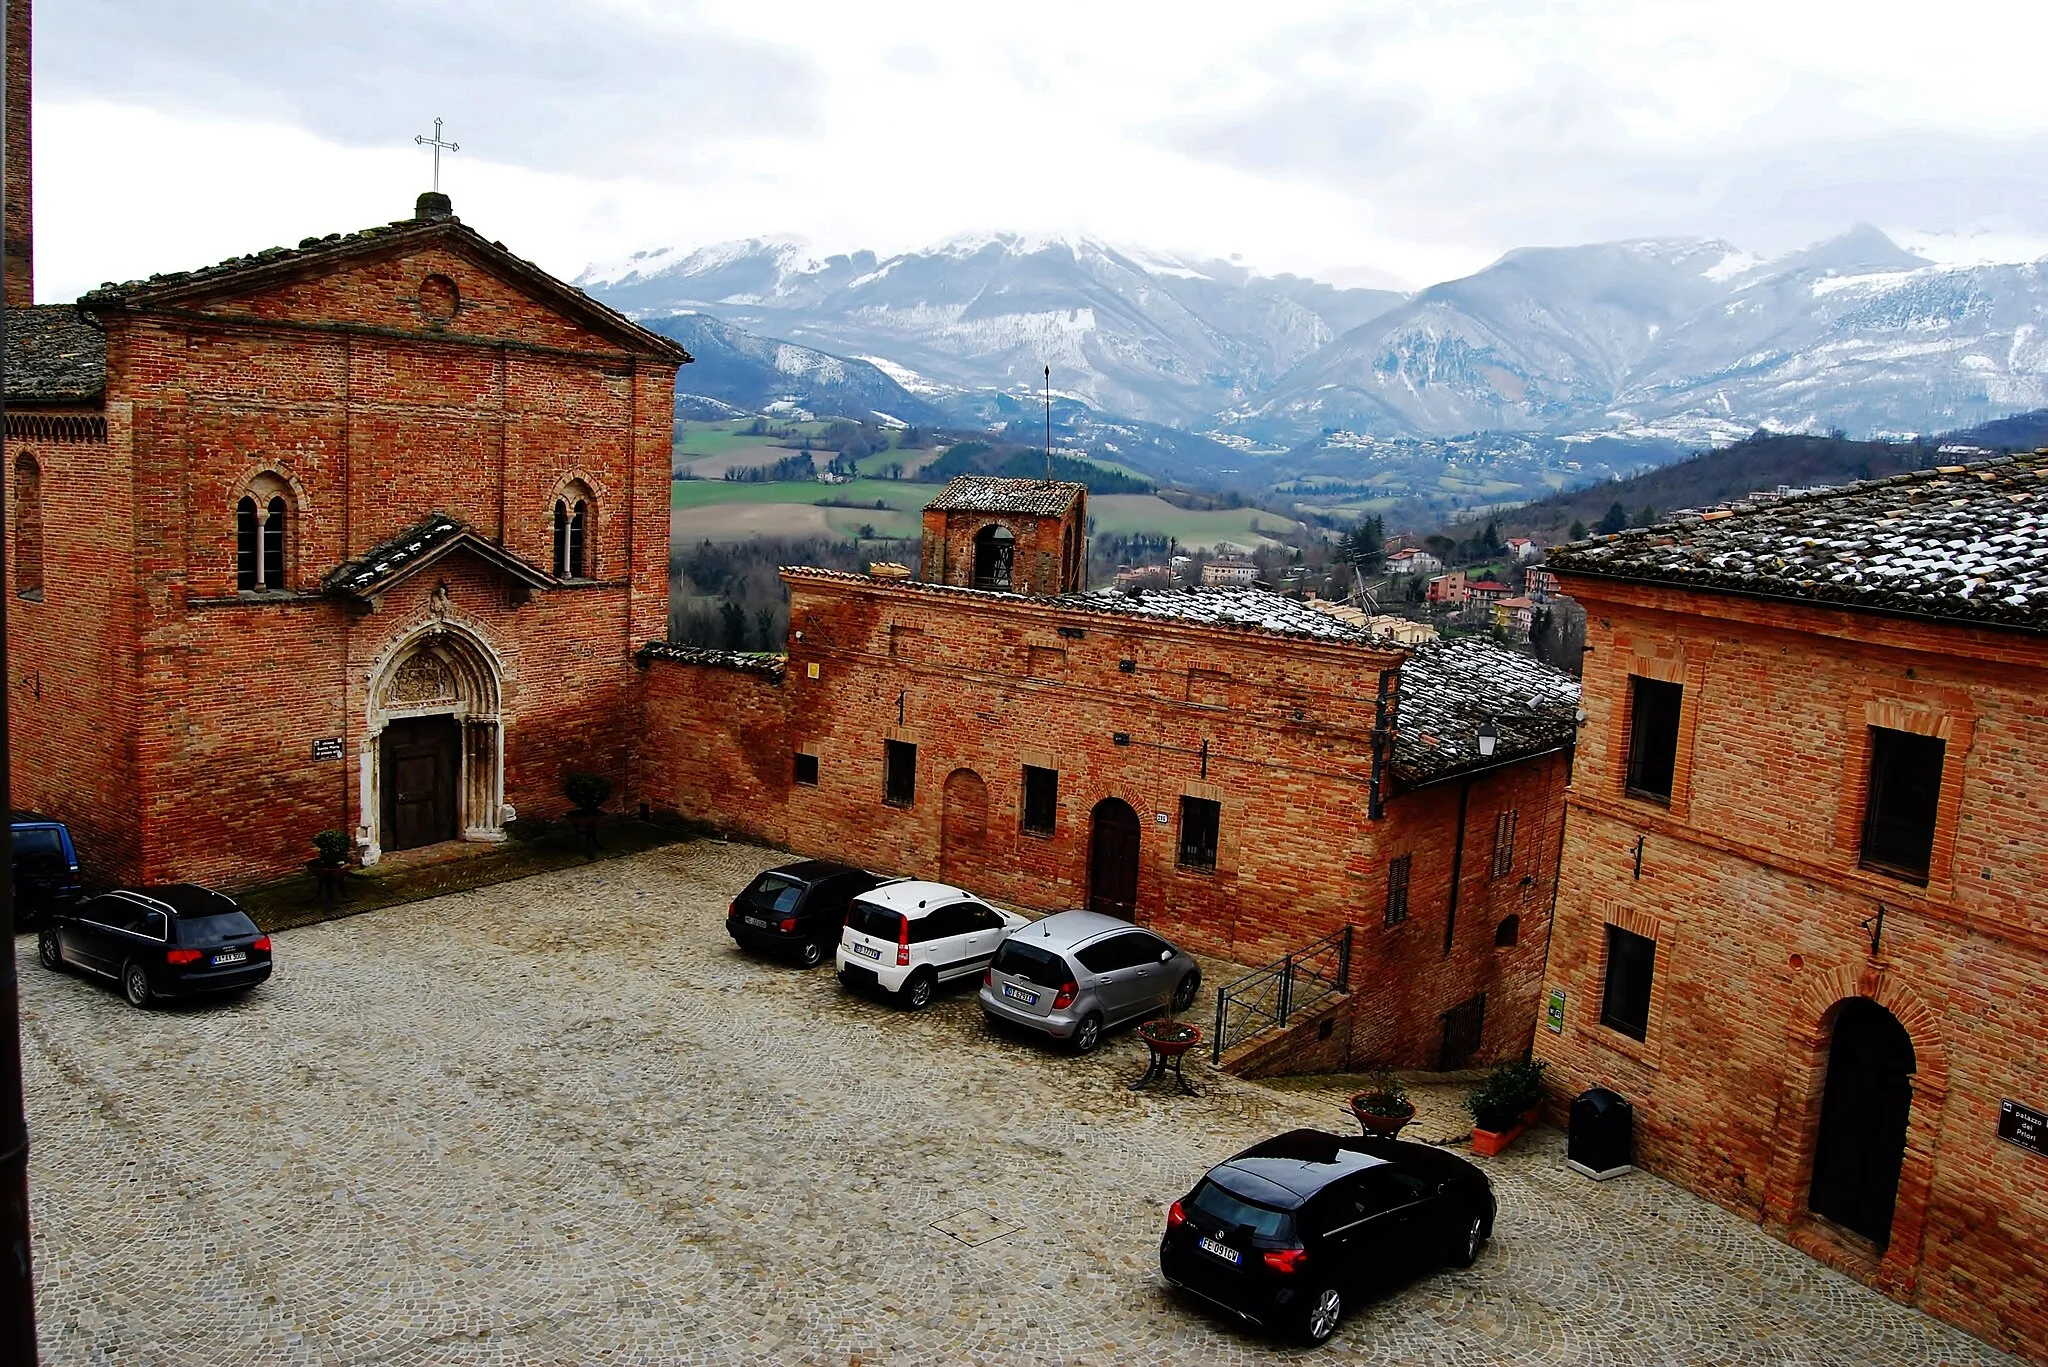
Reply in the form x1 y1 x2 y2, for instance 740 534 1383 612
919 476 1088 595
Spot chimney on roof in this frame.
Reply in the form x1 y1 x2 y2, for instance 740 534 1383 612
414 191 454 221
4 0 33 306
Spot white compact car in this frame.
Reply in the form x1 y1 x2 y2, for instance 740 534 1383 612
835 880 1028 1010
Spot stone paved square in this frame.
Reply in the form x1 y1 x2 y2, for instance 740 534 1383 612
22 841 2014 1365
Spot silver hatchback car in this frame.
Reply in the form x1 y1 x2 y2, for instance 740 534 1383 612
978 910 1201 1054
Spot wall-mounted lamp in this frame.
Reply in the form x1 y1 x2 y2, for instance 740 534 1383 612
1476 720 1499 758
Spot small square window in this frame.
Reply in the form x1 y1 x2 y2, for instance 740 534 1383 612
1384 854 1411 926
1625 676 1683 804
1178 796 1220 871
1599 925 1656 1041
793 752 819 786
1490 810 1518 879
1022 765 1058 835
1860 726 1944 884
883 740 916 807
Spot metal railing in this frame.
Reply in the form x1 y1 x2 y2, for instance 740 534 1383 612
1211 925 1353 1063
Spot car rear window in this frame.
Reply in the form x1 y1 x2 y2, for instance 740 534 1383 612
12 828 64 859
845 900 903 941
174 911 261 944
992 939 1069 987
1191 1180 1293 1240
742 873 806 914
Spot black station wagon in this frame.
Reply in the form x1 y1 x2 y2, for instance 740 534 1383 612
1160 1129 1496 1345
39 885 274 1008
726 860 889 968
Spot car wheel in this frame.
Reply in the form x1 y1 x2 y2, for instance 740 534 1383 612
1071 1011 1104 1054
1449 1208 1487 1268
38 931 64 973
122 961 154 1010
901 969 936 1010
1172 968 1201 1012
797 938 826 969
1299 1283 1343 1345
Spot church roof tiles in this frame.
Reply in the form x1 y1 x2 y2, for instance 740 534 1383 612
1549 451 2048 632
924 476 1085 517
322 513 554 600
3 305 107 404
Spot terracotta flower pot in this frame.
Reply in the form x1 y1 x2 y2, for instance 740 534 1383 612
1138 1021 1202 1057
1350 1096 1415 1137
1470 1106 1540 1157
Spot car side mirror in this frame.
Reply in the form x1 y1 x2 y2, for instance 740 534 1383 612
1160 950 1173 962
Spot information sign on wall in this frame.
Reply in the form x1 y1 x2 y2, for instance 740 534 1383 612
311 737 344 761
1544 988 1567 1034
2000 1100 2048 1158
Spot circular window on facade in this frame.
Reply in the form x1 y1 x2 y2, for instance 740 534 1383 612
417 274 460 323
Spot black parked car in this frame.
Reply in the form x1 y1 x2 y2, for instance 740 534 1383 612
39 885 273 1008
726 861 890 968
1159 1129 1496 1345
10 811 84 927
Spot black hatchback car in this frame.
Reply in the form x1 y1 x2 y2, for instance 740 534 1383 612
39 885 273 1008
726 861 889 968
1160 1129 1496 1345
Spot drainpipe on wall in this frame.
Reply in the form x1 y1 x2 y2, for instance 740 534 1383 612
1443 775 1471 958
1367 667 1392 821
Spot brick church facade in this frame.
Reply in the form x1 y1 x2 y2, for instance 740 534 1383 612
640 477 1583 1071
1536 459 2048 1361
4 47 686 885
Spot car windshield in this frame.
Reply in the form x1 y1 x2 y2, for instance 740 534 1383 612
742 873 806 914
175 911 260 944
1191 1180 1293 1241
845 901 902 941
992 939 1069 987
12 828 63 859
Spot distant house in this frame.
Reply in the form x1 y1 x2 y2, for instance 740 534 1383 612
1507 537 1540 561
1387 547 1444 577
1114 565 1171 590
1202 558 1259 587
1426 569 1468 605
1491 595 1536 639
1466 578 1512 604
1525 567 1562 601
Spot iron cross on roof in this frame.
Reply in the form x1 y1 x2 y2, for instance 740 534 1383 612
414 118 459 192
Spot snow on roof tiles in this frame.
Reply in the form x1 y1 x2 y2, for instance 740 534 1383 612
924 476 1085 517
1550 452 2048 632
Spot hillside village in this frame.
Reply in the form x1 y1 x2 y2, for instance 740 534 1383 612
5 2 2048 1364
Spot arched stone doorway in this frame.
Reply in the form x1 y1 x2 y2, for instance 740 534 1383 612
1088 798 1140 918
363 621 505 863
1810 997 1916 1246
940 768 988 886
973 524 1015 590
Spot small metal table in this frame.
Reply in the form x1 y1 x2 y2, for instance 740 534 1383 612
1130 1031 1202 1096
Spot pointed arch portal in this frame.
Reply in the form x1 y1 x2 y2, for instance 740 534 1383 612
363 622 506 862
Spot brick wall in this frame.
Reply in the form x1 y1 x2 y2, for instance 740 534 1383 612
4 0 30 307
1535 574 2048 1361
637 570 1571 1072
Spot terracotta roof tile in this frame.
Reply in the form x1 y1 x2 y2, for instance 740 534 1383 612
924 476 1084 517
4 306 106 404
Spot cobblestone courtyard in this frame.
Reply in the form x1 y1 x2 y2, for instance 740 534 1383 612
22 842 2011 1365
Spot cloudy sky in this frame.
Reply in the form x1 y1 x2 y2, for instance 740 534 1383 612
35 0 2048 301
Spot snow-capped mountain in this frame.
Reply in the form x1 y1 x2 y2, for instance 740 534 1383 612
582 227 2048 449
581 233 1404 427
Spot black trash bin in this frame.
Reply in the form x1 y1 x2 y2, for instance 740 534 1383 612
1566 1087 1634 1178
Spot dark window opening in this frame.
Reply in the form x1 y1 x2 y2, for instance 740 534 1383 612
1860 727 1945 884
1490 809 1518 879
14 452 43 598
972 524 1015 590
793 752 819 786
1022 765 1058 835
1177 796 1220 871
1494 914 1520 948
236 496 260 590
884 740 917 806
554 498 590 579
1626 675 1683 803
1438 992 1487 1070
263 495 287 590
1384 853 1411 926
1600 924 1656 1041
569 500 587 577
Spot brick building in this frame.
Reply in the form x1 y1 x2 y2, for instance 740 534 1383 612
640 477 1582 1070
1536 456 2048 1360
4 73 686 885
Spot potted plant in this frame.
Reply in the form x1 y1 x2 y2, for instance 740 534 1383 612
306 829 353 911
1466 1059 1548 1157
563 772 611 859
1348 1067 1416 1137
1137 1017 1203 1055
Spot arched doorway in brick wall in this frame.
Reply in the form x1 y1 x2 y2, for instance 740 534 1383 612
1088 798 1140 918
940 769 989 886
1810 998 1916 1246
363 619 506 864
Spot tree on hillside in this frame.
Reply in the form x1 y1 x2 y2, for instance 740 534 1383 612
1425 533 1456 559
1569 520 1587 541
1340 515 1385 570
1598 501 1629 535
720 600 748 650
1634 504 1658 528
1480 520 1504 556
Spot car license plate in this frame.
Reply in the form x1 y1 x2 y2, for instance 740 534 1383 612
744 916 770 929
211 951 247 966
1198 1236 1242 1265
851 942 882 961
1002 983 1039 1005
